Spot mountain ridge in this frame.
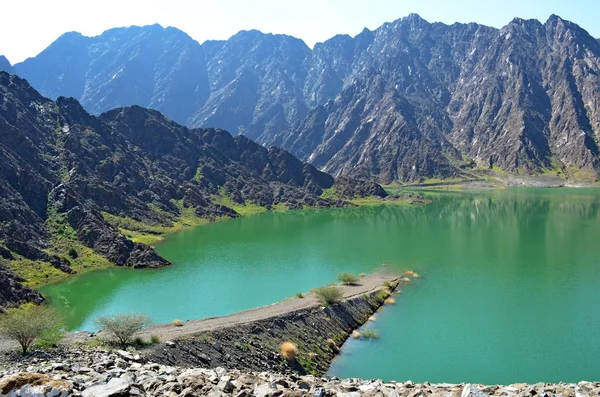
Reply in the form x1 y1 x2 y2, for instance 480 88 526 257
10 14 600 183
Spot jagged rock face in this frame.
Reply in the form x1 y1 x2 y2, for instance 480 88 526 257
0 72 378 306
15 25 210 125
0 262 44 309
12 15 600 182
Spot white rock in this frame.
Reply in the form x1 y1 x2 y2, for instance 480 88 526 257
82 377 132 397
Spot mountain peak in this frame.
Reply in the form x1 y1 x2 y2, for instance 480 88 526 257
404 13 426 22
0 55 13 74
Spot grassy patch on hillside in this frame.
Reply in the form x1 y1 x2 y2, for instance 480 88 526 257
6 239 113 288
213 188 275 216
565 166 599 184
101 201 217 247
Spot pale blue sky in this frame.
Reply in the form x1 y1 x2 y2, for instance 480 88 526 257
1 0 598 64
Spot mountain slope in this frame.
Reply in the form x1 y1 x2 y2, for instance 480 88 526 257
15 25 210 125
13 15 600 183
0 72 381 308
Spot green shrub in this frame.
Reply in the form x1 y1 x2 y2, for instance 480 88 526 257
33 326 65 349
150 335 160 344
296 292 304 299
314 286 343 305
337 273 359 285
95 314 151 347
67 247 79 259
0 304 63 354
360 329 379 340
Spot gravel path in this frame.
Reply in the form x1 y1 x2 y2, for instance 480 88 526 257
135 271 400 341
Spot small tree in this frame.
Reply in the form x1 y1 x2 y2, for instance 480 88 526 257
314 286 343 305
0 304 63 354
95 314 151 347
337 273 359 285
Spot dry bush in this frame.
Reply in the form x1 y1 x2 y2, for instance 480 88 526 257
280 341 298 360
326 338 340 353
351 330 361 339
384 297 396 305
172 319 184 327
95 314 151 347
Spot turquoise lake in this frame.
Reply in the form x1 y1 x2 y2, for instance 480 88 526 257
42 188 600 384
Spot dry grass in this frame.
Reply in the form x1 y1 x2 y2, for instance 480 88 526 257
280 341 298 360
405 270 415 277
401 277 411 282
327 338 340 353
172 319 184 327
368 315 376 322
359 272 367 278
384 297 396 305
351 330 361 339
412 272 420 278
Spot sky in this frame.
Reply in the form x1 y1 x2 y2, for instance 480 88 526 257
1 0 599 64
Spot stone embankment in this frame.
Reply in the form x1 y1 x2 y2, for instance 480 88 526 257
1 349 598 396
143 273 402 375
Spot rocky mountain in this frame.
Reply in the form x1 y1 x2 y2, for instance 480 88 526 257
0 72 381 308
0 56 13 74
12 15 600 183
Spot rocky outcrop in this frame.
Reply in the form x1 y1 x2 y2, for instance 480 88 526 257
12 15 600 182
0 263 44 309
1 350 598 396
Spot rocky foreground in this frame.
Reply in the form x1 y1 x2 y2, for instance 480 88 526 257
0 349 598 397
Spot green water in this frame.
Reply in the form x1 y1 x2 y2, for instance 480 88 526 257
41 188 600 384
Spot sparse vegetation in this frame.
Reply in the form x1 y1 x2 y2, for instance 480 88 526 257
280 341 298 360
172 319 184 327
373 290 390 304
95 314 151 347
314 286 343 305
296 292 304 299
150 335 160 344
360 329 380 340
337 273 359 285
33 325 65 350
0 304 63 354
